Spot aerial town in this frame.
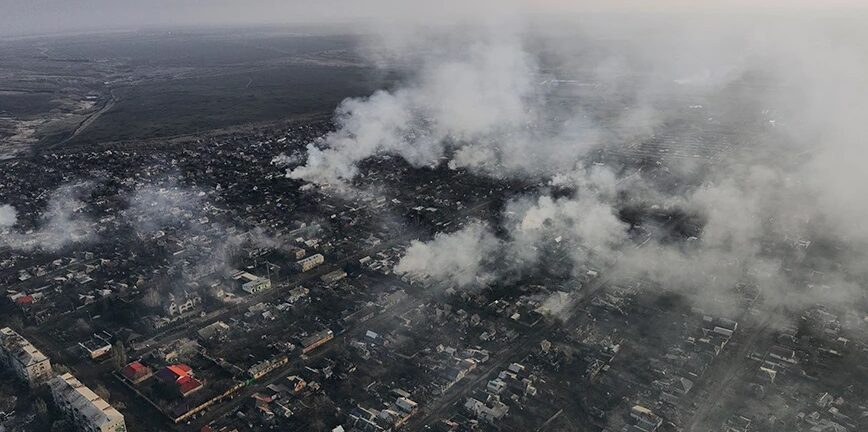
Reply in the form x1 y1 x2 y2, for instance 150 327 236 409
2 107 867 432
1 3 868 432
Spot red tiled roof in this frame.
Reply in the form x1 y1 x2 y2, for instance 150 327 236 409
121 361 151 380
167 363 192 378
178 375 203 395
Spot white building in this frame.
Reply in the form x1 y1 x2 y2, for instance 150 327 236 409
296 254 325 272
242 276 272 294
464 395 509 423
0 327 52 385
164 290 201 316
49 372 126 432
230 270 272 294
80 336 112 360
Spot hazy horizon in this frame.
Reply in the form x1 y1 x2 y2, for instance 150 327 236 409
4 0 868 38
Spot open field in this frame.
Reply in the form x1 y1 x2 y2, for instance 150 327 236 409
66 64 380 145
0 28 390 153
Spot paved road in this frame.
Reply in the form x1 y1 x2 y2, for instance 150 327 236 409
51 89 117 149
683 306 775 431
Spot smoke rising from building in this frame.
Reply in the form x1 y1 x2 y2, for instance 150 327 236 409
0 183 95 252
287 8 868 317
395 222 501 288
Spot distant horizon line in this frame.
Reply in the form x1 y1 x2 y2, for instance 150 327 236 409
4 8 868 40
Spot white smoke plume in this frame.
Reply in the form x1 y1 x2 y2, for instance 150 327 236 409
393 166 630 288
124 183 206 236
394 149 865 315
0 182 95 251
122 181 286 279
287 13 759 185
504 172 630 273
394 222 501 288
271 152 304 168
290 40 555 184
0 205 17 228
284 6 868 318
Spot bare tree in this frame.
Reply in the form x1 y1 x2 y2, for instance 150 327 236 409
111 340 127 370
93 384 110 401
33 397 48 415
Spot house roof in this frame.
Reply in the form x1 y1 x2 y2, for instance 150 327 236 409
167 364 192 378
128 361 146 372
156 363 193 383
121 361 151 380
177 376 203 395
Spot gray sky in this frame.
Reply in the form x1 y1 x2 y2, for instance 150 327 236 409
3 0 867 37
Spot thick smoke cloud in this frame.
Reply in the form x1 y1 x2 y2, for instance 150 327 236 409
289 40 568 184
504 174 629 273
394 222 501 288
292 8 868 317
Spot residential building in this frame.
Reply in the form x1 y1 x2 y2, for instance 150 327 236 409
242 277 271 294
630 405 663 431
156 363 203 397
80 337 112 360
230 270 272 294
49 372 126 432
0 327 52 385
164 290 201 316
296 254 324 272
301 329 334 354
120 361 153 384
464 395 509 423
